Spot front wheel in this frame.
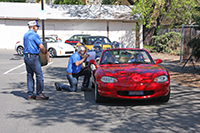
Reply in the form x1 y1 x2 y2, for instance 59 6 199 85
48 48 57 58
17 46 24 56
95 82 106 103
157 90 170 103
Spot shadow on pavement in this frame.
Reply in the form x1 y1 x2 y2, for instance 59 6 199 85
4 64 200 132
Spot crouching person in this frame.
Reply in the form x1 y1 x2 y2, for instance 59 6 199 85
55 45 92 92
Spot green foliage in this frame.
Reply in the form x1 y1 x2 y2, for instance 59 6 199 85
186 6 200 60
156 25 161 35
143 45 153 49
143 44 153 51
168 0 200 28
170 50 180 56
102 0 118 5
0 0 25 2
54 0 85 5
151 32 181 54
192 7 200 30
131 0 167 28
131 0 200 29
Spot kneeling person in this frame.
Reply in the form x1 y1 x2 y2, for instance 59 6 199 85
55 45 91 92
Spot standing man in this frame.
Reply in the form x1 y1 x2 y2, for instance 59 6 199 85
24 20 49 100
54 45 92 92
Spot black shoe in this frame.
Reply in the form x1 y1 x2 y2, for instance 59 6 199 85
27 95 36 100
36 93 49 100
55 82 61 91
81 87 92 92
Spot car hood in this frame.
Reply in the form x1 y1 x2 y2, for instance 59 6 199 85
47 42 75 50
98 64 168 78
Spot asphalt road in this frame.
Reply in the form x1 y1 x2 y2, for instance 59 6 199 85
1 49 200 133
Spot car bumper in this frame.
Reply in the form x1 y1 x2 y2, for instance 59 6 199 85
96 81 170 99
56 49 75 56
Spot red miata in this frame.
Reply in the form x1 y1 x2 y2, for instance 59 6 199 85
89 48 170 103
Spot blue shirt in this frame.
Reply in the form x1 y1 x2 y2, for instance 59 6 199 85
66 52 82 74
23 29 42 54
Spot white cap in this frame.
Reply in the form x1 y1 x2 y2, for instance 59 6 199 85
27 20 40 27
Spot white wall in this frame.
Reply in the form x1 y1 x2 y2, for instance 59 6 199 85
0 19 137 49
109 21 136 48
0 20 30 49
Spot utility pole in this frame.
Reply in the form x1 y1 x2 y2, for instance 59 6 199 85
41 0 47 49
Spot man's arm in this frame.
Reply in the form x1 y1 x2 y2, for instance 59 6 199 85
39 44 47 54
75 54 89 66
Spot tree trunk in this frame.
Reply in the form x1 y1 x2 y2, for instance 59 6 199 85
143 25 156 46
143 14 164 46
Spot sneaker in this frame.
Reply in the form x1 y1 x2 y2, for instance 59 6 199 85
81 87 92 92
27 94 36 100
36 93 49 100
55 82 61 91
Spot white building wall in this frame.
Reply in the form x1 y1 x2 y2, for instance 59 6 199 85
109 21 136 48
0 20 6 49
0 20 28 49
0 19 137 49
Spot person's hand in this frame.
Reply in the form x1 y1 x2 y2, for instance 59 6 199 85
85 54 90 58
45 49 48 54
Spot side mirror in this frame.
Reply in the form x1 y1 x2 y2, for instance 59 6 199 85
89 59 97 71
155 59 163 64
95 57 100 63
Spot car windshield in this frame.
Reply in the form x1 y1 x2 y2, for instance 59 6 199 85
87 37 111 45
40 37 57 43
100 49 154 65
69 35 90 40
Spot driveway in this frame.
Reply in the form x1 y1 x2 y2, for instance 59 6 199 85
1 49 200 133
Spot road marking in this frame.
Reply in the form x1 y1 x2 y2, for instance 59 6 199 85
47 62 53 66
3 63 25 75
3 61 53 75
20 71 26 74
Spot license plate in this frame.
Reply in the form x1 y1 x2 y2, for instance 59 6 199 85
129 91 144 95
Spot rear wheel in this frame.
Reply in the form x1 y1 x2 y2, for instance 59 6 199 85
48 48 57 58
95 82 106 103
17 46 24 56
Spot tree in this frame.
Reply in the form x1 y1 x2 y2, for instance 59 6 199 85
130 0 200 46
0 0 25 2
54 0 85 5
102 0 123 5
167 0 200 28
192 6 200 30
187 6 200 60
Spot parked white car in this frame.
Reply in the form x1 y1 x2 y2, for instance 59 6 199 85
15 36 75 57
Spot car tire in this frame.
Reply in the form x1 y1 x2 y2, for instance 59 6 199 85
158 89 170 103
17 46 24 56
95 81 106 103
48 48 57 58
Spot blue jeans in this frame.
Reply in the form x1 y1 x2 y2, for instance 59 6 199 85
24 54 44 96
58 68 91 92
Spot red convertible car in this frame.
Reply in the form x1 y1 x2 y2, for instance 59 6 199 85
89 48 170 103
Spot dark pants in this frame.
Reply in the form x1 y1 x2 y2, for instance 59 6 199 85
58 68 91 92
24 54 44 96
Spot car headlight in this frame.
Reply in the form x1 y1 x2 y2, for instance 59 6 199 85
101 76 118 83
154 75 168 83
